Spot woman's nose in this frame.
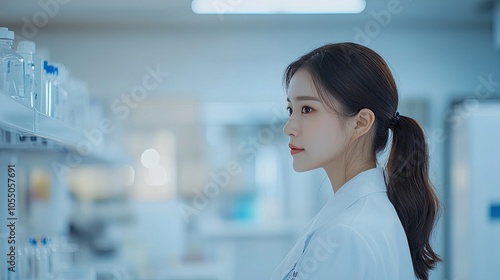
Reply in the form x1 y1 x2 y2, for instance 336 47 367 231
283 117 297 137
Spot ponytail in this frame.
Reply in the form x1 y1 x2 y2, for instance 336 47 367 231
386 115 441 280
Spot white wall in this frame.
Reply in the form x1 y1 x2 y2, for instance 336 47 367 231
12 24 500 102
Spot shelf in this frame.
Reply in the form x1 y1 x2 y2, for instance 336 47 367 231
0 93 81 147
0 94 130 164
0 93 35 134
35 112 82 147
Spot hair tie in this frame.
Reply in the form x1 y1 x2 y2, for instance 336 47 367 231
389 112 400 130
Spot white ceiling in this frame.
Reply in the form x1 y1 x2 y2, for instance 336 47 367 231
0 0 494 30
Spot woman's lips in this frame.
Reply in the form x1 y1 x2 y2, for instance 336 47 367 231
289 144 304 155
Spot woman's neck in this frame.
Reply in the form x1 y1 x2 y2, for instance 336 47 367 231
324 160 376 193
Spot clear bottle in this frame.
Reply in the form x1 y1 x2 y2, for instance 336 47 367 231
26 238 38 280
35 59 45 114
0 27 26 105
39 237 54 279
39 61 50 115
16 40 41 108
68 78 89 129
24 236 55 280
52 63 69 123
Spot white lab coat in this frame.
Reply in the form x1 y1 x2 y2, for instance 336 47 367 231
271 167 416 280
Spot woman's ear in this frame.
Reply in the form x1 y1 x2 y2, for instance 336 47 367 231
351 108 375 141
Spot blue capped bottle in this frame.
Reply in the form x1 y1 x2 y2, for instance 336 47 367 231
42 62 58 118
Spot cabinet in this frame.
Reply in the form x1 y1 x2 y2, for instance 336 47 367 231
446 99 500 279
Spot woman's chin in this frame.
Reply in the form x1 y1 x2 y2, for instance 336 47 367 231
292 162 314 172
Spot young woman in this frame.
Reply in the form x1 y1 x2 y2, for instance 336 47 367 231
272 43 441 280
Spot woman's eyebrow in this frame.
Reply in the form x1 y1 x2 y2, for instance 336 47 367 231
287 96 322 102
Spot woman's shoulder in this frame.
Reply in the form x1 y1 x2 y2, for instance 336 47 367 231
315 192 406 245
310 194 413 268
312 220 371 247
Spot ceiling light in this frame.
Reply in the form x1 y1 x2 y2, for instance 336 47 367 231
192 0 366 14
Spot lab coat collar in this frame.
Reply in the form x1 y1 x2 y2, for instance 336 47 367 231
309 167 387 232
273 167 388 279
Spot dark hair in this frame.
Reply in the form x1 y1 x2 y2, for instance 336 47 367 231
283 42 441 280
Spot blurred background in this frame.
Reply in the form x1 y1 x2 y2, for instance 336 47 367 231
0 0 499 279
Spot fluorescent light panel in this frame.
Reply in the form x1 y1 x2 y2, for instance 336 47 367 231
192 0 366 14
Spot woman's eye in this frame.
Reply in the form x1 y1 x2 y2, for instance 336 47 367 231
286 106 292 116
301 106 313 114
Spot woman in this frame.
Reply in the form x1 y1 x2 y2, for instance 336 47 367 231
272 43 441 280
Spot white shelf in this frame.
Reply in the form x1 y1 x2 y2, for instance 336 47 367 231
0 94 130 164
0 93 35 134
0 93 82 147
35 111 82 146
